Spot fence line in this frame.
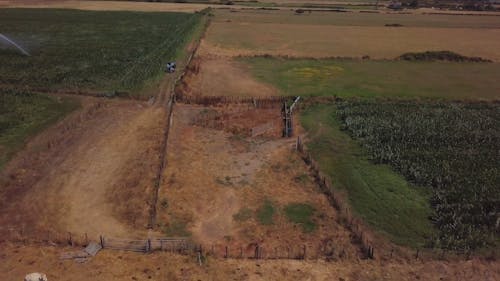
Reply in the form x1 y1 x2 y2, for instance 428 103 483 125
176 95 290 108
296 136 375 259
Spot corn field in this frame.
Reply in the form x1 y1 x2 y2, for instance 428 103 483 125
336 99 499 252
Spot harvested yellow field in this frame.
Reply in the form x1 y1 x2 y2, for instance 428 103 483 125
203 22 500 61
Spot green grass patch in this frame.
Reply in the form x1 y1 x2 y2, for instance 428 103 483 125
301 104 435 248
0 9 202 97
243 57 500 100
336 100 499 251
233 207 253 222
0 90 79 170
162 219 191 237
284 203 316 233
257 199 276 225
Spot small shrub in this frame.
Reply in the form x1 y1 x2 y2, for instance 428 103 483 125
293 173 310 184
160 199 169 209
284 203 316 233
162 219 190 237
233 207 253 222
257 199 276 225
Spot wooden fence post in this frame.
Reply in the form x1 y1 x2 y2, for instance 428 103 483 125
100 235 104 249
147 239 152 253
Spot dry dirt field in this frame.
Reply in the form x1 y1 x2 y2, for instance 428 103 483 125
1 242 499 281
200 9 500 61
157 104 359 257
0 96 167 241
180 57 280 97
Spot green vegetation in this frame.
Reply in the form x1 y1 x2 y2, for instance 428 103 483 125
337 100 499 251
162 218 191 237
284 203 316 233
244 57 500 99
0 9 202 97
301 104 435 247
397 50 491 62
0 90 79 169
233 207 253 222
257 199 276 225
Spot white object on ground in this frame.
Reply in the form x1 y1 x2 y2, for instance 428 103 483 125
24 272 48 281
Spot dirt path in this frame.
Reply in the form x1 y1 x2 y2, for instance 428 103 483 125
0 97 166 240
181 54 280 97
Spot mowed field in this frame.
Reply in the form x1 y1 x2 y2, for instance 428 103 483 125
0 8 202 96
244 57 500 99
202 9 500 61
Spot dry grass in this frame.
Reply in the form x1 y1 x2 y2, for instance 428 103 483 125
0 98 164 240
1 242 499 281
157 105 358 256
182 56 280 97
204 22 500 61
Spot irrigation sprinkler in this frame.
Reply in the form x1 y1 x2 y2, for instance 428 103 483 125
0 33 30 56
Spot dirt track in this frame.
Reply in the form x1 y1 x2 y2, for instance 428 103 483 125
182 56 280 97
0 97 166 240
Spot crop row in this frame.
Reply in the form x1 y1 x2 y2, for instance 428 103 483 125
0 9 202 94
336 100 499 251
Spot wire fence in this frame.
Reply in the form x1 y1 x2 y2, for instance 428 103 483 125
296 135 375 259
175 95 289 108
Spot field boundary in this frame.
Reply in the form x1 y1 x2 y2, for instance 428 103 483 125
296 136 375 259
148 11 211 229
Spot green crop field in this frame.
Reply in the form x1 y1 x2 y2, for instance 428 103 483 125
336 100 499 251
301 104 435 248
244 57 500 99
0 9 203 97
0 90 79 170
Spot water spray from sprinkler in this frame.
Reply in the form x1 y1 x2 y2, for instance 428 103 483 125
0 33 30 56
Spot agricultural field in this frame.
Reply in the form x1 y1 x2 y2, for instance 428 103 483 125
301 104 435 248
243 57 500 99
202 9 500 60
334 100 499 251
0 90 78 169
1 2 500 280
0 8 202 97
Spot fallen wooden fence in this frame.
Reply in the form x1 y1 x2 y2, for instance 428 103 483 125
176 95 290 108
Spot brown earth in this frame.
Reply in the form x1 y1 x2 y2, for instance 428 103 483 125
1 242 499 281
156 104 360 258
202 22 500 61
0 96 166 241
179 55 280 97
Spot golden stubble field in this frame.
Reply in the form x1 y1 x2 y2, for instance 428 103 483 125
202 9 500 61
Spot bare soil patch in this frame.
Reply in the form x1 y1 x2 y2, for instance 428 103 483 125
179 55 280 97
0 96 166 240
157 104 359 257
